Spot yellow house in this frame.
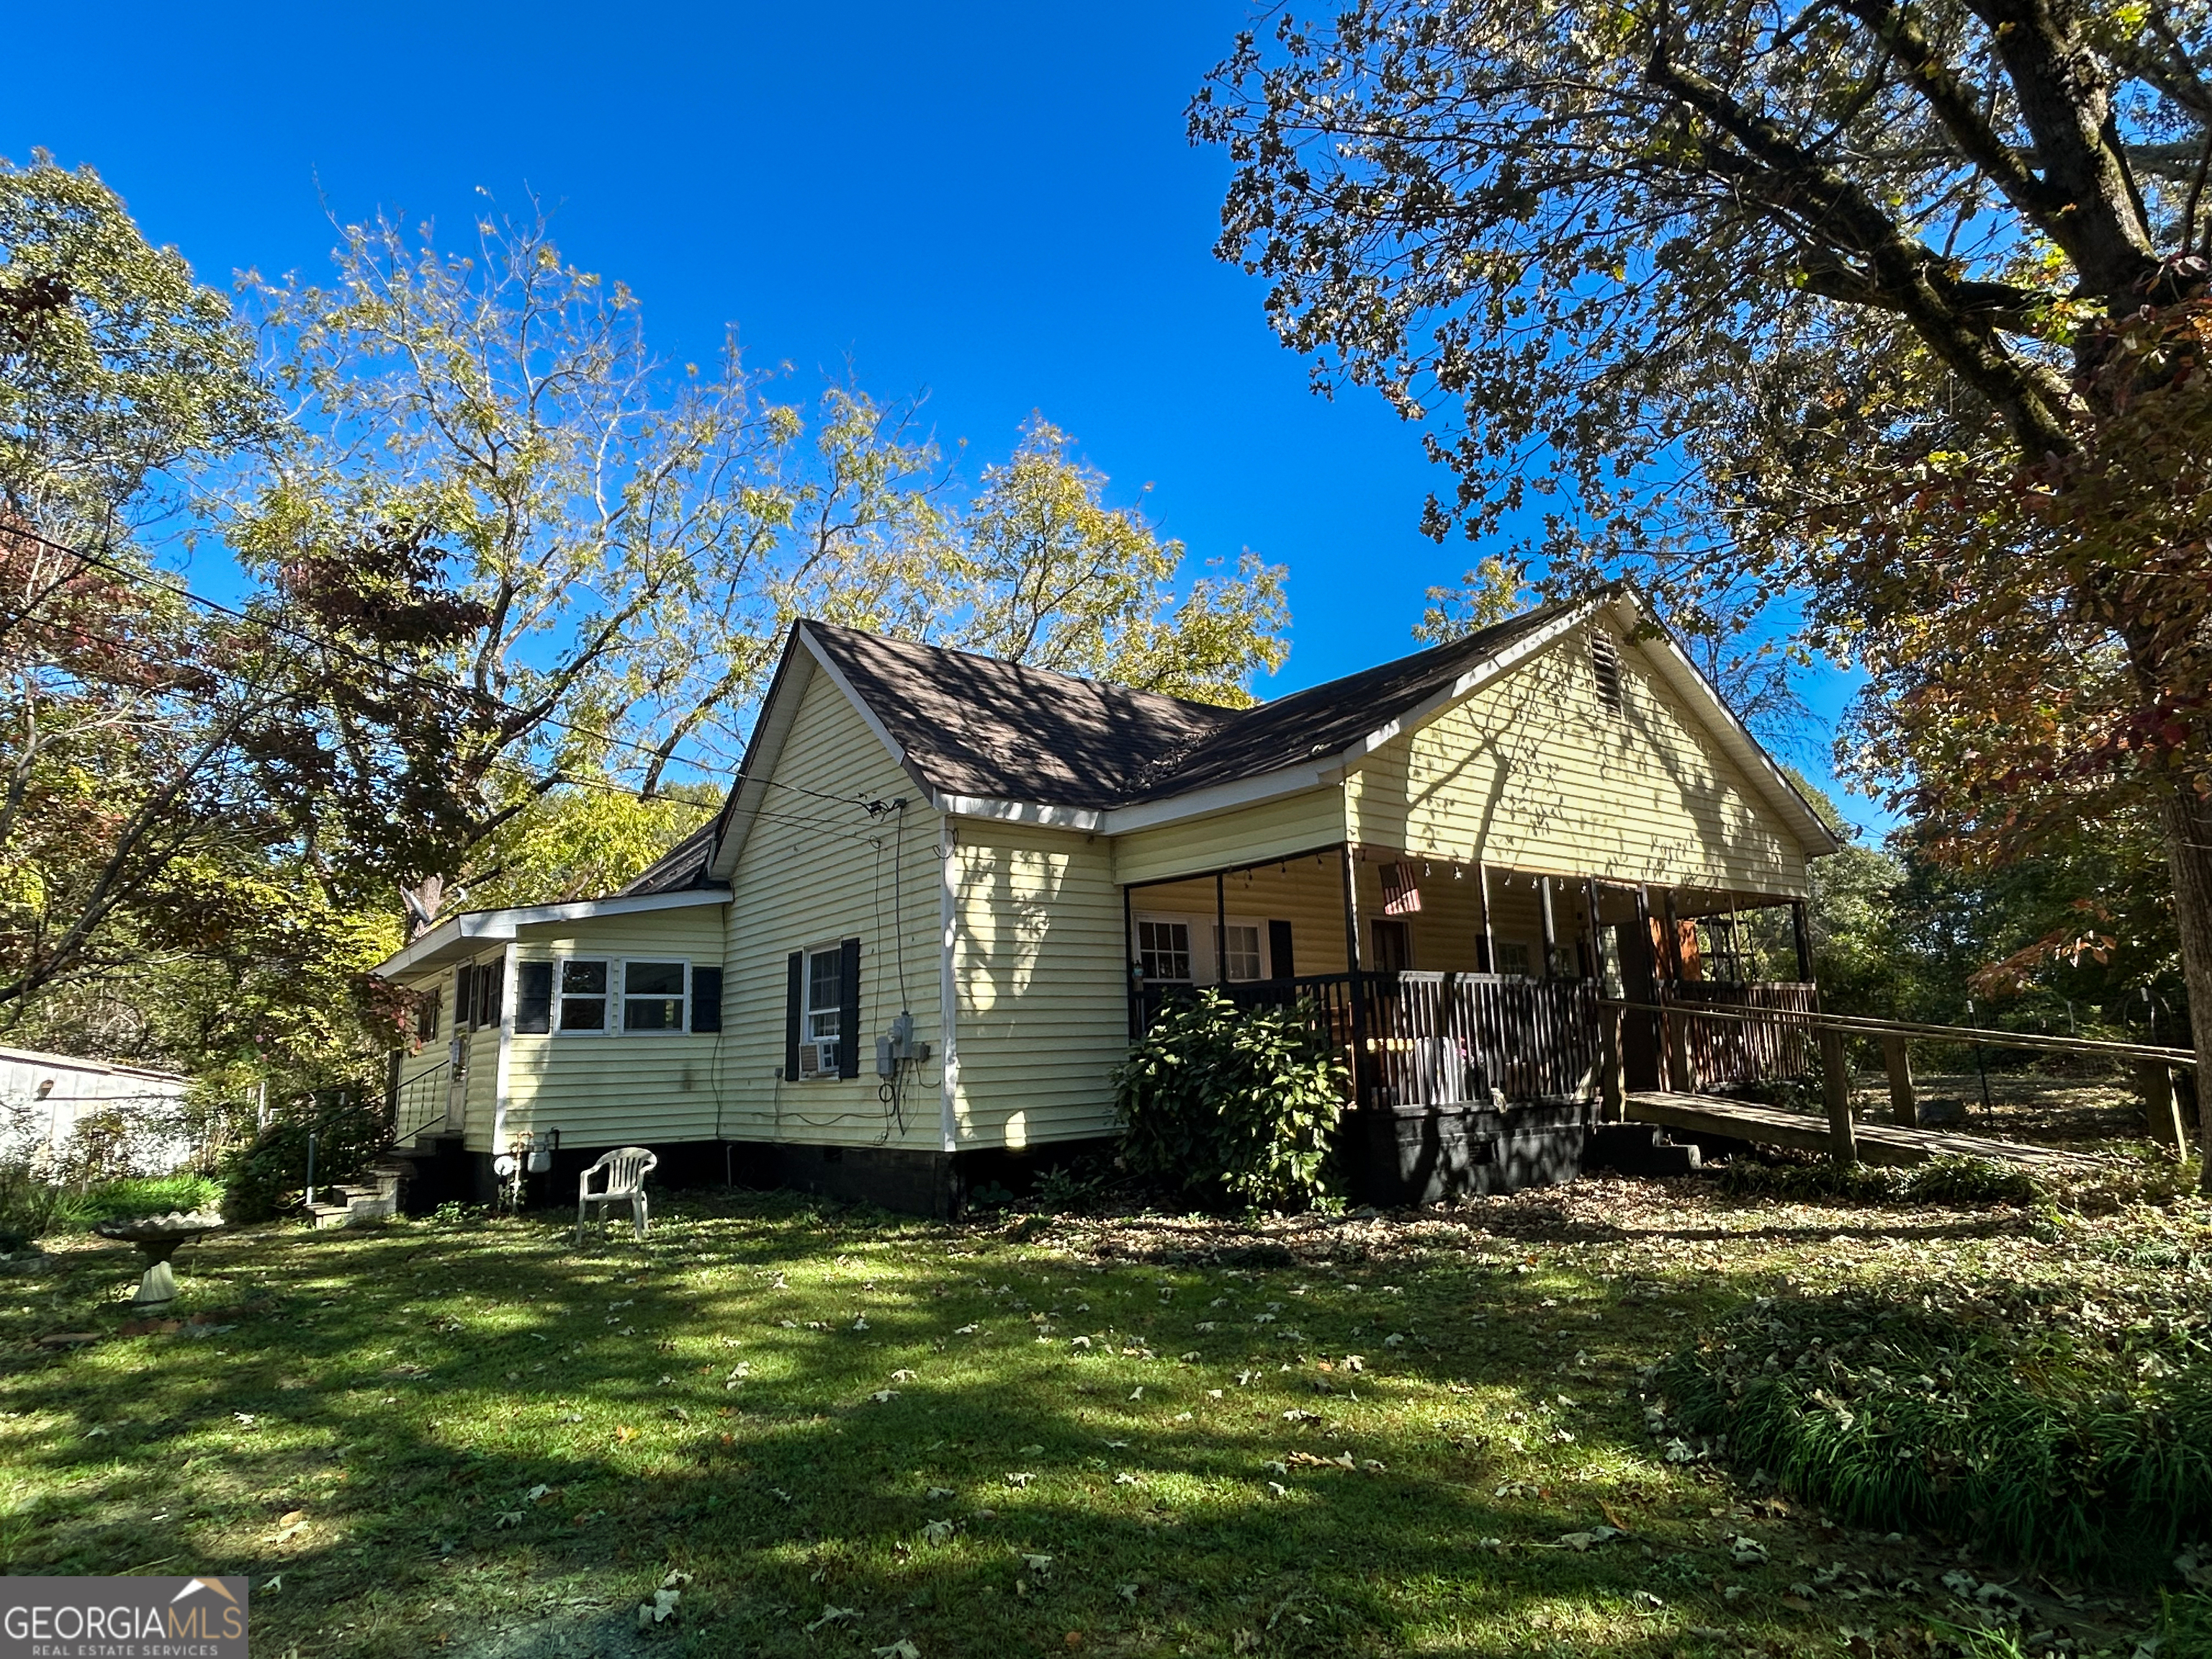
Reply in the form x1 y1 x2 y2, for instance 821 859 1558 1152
371 589 1838 1214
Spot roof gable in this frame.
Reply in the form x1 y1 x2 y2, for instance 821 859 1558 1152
659 588 1838 889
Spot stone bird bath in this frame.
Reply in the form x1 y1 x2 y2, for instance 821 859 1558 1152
94 1212 225 1306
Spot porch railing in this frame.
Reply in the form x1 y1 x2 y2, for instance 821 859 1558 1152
1663 981 1819 1092
1137 971 1601 1109
393 1057 452 1143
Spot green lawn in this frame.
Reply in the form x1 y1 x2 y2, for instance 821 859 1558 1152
0 1179 2198 1658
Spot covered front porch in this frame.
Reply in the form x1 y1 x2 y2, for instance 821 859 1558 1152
1123 842 1819 1193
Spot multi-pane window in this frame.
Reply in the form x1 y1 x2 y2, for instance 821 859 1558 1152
1220 924 1264 982
803 947 843 1075
1494 941 1532 978
1138 920 1192 981
558 959 609 1031
623 961 687 1030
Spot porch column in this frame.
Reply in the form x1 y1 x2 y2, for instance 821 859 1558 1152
1538 876 1557 981
1215 873 1228 984
1661 889 1681 981
1340 845 1370 1107
1791 899 1814 982
1585 877 1606 984
1124 884 1139 1039
1477 861 1496 972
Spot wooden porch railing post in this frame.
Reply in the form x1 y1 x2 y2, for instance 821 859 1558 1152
1599 1004 1627 1122
1663 991 1692 1094
2137 1058 2188 1152
1339 844 1370 1108
1819 1025 1857 1165
1882 1033 1917 1127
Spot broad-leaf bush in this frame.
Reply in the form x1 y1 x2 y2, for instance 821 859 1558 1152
1112 991 1346 1209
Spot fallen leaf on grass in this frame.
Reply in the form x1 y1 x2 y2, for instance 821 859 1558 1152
871 1642 922 1659
806 1606 857 1632
494 1511 524 1529
1022 1554 1053 1574
1004 1473 1034 1488
889 1368 917 1382
870 1389 900 1403
922 1519 954 1545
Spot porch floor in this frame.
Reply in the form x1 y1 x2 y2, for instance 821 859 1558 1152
1622 1090 2105 1171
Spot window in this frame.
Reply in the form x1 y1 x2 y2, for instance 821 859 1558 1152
803 946 842 1076
1219 923 1264 982
557 959 609 1032
1495 941 1532 978
1371 918 1411 971
515 961 554 1034
1591 631 1624 716
1138 920 1192 981
623 961 687 1031
418 989 441 1042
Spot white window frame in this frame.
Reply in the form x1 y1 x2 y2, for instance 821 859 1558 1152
798 942 845 1079
554 956 613 1036
619 958 691 1034
1493 940 1533 979
1134 912 1276 985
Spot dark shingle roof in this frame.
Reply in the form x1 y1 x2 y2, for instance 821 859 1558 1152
1122 603 1573 801
801 624 1242 811
621 601 1580 891
618 817 722 896
806 604 1570 809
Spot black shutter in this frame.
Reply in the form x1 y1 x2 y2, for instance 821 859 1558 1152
514 961 553 1033
691 965 723 1033
483 961 504 1028
837 937 862 1078
1268 920 1295 981
785 952 804 1079
454 963 475 1030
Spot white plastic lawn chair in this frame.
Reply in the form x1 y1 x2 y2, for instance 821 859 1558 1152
576 1146 658 1245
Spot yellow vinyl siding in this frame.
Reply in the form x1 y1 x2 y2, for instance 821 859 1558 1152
501 909 727 1151
1112 788 1346 887
950 822 1125 1147
716 669 947 1151
1347 620 1809 896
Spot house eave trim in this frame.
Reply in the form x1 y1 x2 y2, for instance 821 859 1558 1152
371 888 730 979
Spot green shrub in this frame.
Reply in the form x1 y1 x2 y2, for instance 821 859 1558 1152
219 1098 387 1224
1112 990 1346 1210
1717 1153 2043 1208
1654 1282 2212 1574
55 1174 221 1229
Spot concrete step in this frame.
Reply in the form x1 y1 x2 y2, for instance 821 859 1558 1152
1584 1123 1703 1177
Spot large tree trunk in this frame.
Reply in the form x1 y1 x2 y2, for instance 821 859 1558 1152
2155 781 2212 1190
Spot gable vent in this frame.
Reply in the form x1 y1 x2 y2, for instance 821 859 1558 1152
1590 631 1624 716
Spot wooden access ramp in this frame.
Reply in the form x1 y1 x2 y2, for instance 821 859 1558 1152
1622 1090 2103 1172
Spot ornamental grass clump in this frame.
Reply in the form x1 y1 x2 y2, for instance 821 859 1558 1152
1112 990 1347 1210
1653 1281 2212 1575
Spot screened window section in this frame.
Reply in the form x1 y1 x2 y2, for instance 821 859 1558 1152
622 961 687 1030
1138 920 1192 981
558 960 608 1031
1220 924 1264 982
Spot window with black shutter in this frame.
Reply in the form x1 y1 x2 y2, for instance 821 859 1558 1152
690 966 722 1032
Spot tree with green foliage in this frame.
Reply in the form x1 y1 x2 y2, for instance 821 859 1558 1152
1195 0 2212 1181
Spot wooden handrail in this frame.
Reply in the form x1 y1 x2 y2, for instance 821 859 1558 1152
1604 997 2195 1067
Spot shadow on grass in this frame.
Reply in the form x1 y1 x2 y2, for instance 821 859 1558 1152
0 1190 1955 1658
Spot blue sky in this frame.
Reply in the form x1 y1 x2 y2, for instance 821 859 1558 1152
6 0 1881 833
